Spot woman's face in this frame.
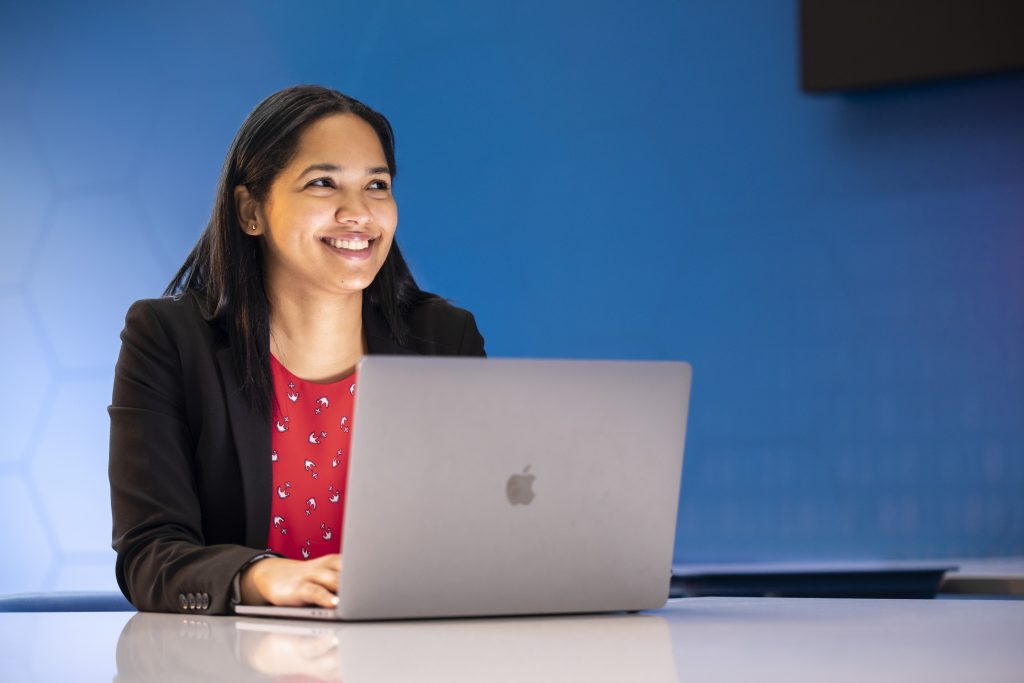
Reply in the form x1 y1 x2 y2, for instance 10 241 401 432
244 113 397 298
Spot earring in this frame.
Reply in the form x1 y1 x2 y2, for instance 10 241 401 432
250 224 257 231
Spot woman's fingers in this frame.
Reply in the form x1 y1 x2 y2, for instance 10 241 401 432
302 581 339 609
304 554 340 592
306 554 341 592
319 553 341 571
310 567 339 593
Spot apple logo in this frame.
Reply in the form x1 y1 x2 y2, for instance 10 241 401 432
506 465 536 505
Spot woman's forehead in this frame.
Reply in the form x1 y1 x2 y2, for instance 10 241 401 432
292 113 386 165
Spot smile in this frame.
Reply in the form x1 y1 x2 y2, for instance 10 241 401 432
320 235 377 261
322 236 372 251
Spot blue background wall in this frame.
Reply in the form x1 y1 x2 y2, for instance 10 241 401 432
1 1 1022 593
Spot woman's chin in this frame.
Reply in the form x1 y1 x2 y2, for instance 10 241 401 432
329 275 377 295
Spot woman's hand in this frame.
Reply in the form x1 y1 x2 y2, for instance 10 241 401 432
239 554 340 609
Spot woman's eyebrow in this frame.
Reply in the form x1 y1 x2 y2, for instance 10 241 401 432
297 163 391 179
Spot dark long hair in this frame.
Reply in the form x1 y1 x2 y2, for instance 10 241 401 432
166 85 433 419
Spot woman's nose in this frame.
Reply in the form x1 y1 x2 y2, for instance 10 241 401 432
335 192 370 225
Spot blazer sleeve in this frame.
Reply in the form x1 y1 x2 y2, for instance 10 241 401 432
108 300 267 614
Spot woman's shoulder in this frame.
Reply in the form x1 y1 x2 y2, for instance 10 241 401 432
406 295 473 325
402 295 486 357
124 290 210 323
114 292 224 402
121 291 221 347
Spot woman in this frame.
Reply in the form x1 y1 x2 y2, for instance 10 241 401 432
108 85 485 614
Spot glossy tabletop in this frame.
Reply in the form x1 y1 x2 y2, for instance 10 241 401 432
1 597 1022 682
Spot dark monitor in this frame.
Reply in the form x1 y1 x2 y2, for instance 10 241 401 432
801 0 1024 92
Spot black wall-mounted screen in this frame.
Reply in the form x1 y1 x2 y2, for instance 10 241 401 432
801 1 1024 92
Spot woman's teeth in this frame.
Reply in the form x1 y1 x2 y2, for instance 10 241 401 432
324 237 370 250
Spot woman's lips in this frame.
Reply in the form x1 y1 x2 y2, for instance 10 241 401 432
320 235 375 261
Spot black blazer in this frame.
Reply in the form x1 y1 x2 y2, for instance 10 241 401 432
108 291 485 614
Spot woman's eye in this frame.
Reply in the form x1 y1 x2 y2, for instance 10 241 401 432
307 177 335 188
368 180 390 191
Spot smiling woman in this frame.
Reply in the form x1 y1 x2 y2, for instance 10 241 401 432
108 85 486 614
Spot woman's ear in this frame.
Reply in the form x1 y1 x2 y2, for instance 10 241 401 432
234 185 264 236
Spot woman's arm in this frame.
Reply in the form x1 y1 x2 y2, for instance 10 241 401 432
108 299 266 614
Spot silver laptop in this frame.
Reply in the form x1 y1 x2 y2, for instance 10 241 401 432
236 356 691 621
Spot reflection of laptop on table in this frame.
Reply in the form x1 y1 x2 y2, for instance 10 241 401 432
236 356 692 621
234 613 678 681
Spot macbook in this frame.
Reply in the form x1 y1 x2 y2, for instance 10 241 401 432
236 356 691 620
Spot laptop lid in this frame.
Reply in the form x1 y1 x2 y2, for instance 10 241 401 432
336 356 691 620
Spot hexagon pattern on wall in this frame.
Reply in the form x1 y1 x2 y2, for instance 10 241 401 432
28 193 168 371
25 34 156 192
0 475 55 593
28 379 119 556
0 295 52 464
0 108 51 287
2 185 175 593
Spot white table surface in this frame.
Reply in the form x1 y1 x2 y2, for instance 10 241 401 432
1 597 1022 682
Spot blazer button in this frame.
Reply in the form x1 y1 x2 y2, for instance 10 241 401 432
201 593 210 610
178 593 188 610
187 593 197 610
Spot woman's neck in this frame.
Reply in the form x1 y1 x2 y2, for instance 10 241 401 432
267 285 367 383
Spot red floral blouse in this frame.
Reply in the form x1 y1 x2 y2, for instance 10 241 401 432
267 354 356 560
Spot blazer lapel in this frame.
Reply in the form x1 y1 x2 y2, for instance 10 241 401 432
215 345 272 550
